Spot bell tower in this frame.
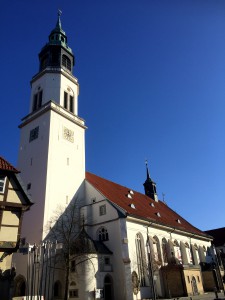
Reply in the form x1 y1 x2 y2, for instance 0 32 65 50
18 12 86 244
143 161 158 201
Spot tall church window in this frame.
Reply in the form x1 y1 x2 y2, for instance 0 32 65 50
185 243 193 264
153 235 162 264
191 244 200 265
98 227 109 241
62 54 71 71
136 233 147 286
198 245 207 263
174 240 182 263
162 238 168 264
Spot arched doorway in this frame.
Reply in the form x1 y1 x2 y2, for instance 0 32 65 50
14 275 26 297
104 275 114 300
54 280 62 298
191 276 198 295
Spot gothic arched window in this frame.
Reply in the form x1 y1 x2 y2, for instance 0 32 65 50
174 240 182 263
162 238 168 264
136 233 148 286
98 227 109 241
153 235 162 264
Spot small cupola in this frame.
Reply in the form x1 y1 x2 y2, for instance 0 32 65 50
143 160 158 202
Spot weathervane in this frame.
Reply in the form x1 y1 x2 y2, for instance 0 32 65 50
58 9 62 17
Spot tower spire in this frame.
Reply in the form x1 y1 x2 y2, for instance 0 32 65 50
56 9 62 29
143 160 158 201
145 159 150 180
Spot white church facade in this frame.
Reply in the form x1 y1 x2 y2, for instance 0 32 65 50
12 14 223 300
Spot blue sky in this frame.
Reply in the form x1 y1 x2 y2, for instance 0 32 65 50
1 1 225 231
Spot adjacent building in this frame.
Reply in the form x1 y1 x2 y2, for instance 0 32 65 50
0 156 32 300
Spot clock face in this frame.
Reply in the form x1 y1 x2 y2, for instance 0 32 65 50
63 127 74 143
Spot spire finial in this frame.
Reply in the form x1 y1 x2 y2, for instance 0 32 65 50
145 159 150 180
58 9 62 17
56 9 62 29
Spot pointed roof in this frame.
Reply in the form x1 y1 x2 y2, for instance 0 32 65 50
86 172 211 239
50 10 66 36
0 156 19 173
0 156 33 205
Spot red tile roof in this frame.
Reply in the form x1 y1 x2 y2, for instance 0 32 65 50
86 172 210 239
0 156 19 173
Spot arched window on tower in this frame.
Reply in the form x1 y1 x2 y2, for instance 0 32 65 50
64 89 74 113
62 54 71 71
98 227 109 241
32 89 43 112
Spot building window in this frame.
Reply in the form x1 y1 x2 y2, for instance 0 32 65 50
0 176 6 193
69 289 78 298
71 260 76 272
152 236 162 264
185 243 193 264
174 240 182 263
27 183 31 190
136 233 147 286
98 227 109 241
32 90 43 112
104 257 110 265
70 95 74 113
29 126 39 142
64 91 68 109
99 204 106 216
62 54 71 71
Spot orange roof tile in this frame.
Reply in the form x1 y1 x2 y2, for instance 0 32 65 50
86 172 209 238
0 156 19 173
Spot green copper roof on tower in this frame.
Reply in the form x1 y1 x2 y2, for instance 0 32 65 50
38 11 75 73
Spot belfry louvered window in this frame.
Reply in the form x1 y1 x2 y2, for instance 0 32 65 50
62 54 71 71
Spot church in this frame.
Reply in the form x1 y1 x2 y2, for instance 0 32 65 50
12 14 222 300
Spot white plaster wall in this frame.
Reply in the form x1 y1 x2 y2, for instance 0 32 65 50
80 182 133 300
18 106 85 244
43 109 85 228
127 219 212 298
18 112 50 243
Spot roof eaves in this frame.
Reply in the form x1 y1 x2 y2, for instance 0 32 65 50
127 214 213 241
